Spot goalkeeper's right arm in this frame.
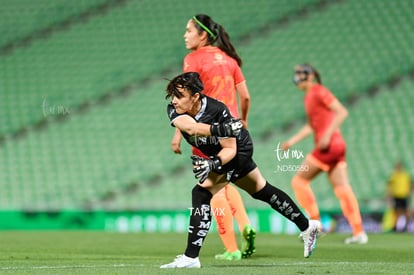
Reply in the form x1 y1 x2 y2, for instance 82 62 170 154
173 115 243 137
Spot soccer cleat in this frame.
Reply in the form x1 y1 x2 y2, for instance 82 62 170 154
302 220 322 258
298 228 326 242
160 254 201 268
241 224 256 258
344 232 368 244
215 250 242 260
298 232 305 242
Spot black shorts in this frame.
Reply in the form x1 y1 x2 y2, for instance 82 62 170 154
393 197 409 210
222 133 257 182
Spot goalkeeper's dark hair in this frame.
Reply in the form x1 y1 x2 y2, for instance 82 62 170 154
192 14 242 67
166 72 204 99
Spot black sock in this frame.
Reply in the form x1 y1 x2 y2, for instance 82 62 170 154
252 182 309 231
184 185 213 258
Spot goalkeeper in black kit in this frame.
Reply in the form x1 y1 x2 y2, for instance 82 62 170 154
160 72 321 269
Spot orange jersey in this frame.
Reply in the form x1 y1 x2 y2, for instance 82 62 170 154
304 84 343 144
183 46 245 117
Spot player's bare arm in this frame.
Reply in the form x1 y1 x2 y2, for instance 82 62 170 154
235 81 250 128
173 114 212 136
217 137 237 165
318 100 348 149
172 115 242 138
283 123 313 150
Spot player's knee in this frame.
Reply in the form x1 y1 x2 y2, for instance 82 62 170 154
291 175 308 190
192 185 213 203
333 184 351 199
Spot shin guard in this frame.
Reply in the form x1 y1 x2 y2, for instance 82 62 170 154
185 185 213 258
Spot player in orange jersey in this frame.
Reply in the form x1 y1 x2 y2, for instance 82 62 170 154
170 14 255 260
283 63 368 244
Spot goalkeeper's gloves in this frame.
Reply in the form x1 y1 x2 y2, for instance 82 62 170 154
191 155 223 184
210 118 243 137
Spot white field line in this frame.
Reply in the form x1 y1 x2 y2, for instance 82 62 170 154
1 261 413 271
0 263 145 271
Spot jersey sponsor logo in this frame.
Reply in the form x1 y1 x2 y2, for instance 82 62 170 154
213 53 226 65
168 108 175 119
215 53 223 60
189 135 220 146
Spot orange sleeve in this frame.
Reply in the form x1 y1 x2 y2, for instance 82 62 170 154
233 63 245 85
318 85 337 107
183 53 198 73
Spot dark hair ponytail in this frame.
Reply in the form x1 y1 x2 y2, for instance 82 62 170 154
193 14 242 67
302 63 322 84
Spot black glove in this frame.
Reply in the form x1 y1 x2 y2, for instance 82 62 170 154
210 118 243 137
191 155 223 183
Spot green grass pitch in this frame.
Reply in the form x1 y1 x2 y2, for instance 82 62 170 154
0 231 412 274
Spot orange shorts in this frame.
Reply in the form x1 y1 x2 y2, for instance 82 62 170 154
309 138 346 171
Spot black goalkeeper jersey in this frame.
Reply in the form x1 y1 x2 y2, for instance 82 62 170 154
167 96 252 158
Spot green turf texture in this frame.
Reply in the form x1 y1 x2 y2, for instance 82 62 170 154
0 231 412 274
